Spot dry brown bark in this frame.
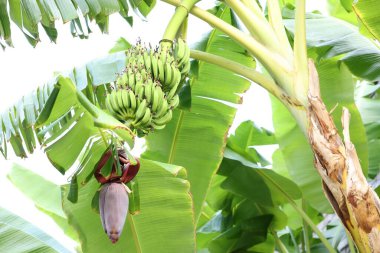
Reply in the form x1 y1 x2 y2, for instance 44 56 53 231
307 61 380 252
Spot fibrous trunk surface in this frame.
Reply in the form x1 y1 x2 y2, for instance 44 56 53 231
307 61 380 252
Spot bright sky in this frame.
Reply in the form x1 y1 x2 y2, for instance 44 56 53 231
0 1 326 251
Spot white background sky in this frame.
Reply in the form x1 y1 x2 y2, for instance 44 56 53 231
0 1 326 251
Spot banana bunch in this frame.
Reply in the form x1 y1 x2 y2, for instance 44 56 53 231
105 39 190 136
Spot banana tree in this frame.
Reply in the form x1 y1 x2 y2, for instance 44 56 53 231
1 0 380 252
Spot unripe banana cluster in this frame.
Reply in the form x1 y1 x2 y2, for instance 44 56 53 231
105 39 190 135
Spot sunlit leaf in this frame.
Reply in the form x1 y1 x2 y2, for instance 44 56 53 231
284 10 380 82
0 206 72 253
143 5 253 221
353 0 380 41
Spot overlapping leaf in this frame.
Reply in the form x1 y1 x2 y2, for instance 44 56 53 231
142 5 253 222
197 122 302 252
0 50 135 203
353 0 380 41
0 0 156 47
7 164 79 241
0 206 72 253
284 9 380 82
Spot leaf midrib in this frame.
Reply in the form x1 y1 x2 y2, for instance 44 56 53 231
167 111 184 164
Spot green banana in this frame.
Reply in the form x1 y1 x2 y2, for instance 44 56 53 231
154 99 168 118
120 89 130 112
157 58 165 84
181 61 191 75
153 110 172 126
128 72 135 89
135 99 147 122
143 51 151 71
175 39 186 61
169 95 179 109
116 90 128 117
168 65 180 90
108 91 124 120
164 62 173 86
106 40 193 135
166 81 179 100
151 53 158 79
128 90 137 111
150 122 166 130
105 95 116 115
152 84 163 112
144 80 153 103
134 78 144 98
134 107 151 127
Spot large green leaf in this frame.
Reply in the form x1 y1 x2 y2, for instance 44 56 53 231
356 82 380 178
0 206 72 253
272 58 367 213
63 159 195 253
197 121 303 253
353 0 380 41
0 0 155 46
0 51 133 185
7 163 79 241
142 5 253 222
284 10 380 82
227 120 276 166
221 150 302 204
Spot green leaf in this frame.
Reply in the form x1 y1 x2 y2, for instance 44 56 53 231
7 163 79 241
0 51 132 186
108 37 132 53
227 120 275 165
36 77 134 174
0 0 12 46
0 206 72 253
353 0 380 41
7 164 65 218
221 151 302 203
177 79 192 111
129 0 156 17
143 5 253 222
327 0 357 25
0 0 142 47
284 10 380 81
54 0 78 22
357 97 380 124
62 159 195 252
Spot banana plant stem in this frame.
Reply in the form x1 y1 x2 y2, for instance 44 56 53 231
267 0 294 59
225 0 284 56
293 0 308 105
273 232 289 253
241 0 265 20
161 0 292 87
161 0 199 47
302 199 311 253
190 50 301 108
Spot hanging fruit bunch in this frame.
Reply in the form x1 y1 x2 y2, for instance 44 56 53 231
105 39 190 136
94 39 191 243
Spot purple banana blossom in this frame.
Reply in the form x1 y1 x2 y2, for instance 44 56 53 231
99 182 129 243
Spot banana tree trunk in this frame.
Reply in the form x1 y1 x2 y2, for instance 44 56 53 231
307 61 380 252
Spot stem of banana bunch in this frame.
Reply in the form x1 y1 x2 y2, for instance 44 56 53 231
161 0 200 47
